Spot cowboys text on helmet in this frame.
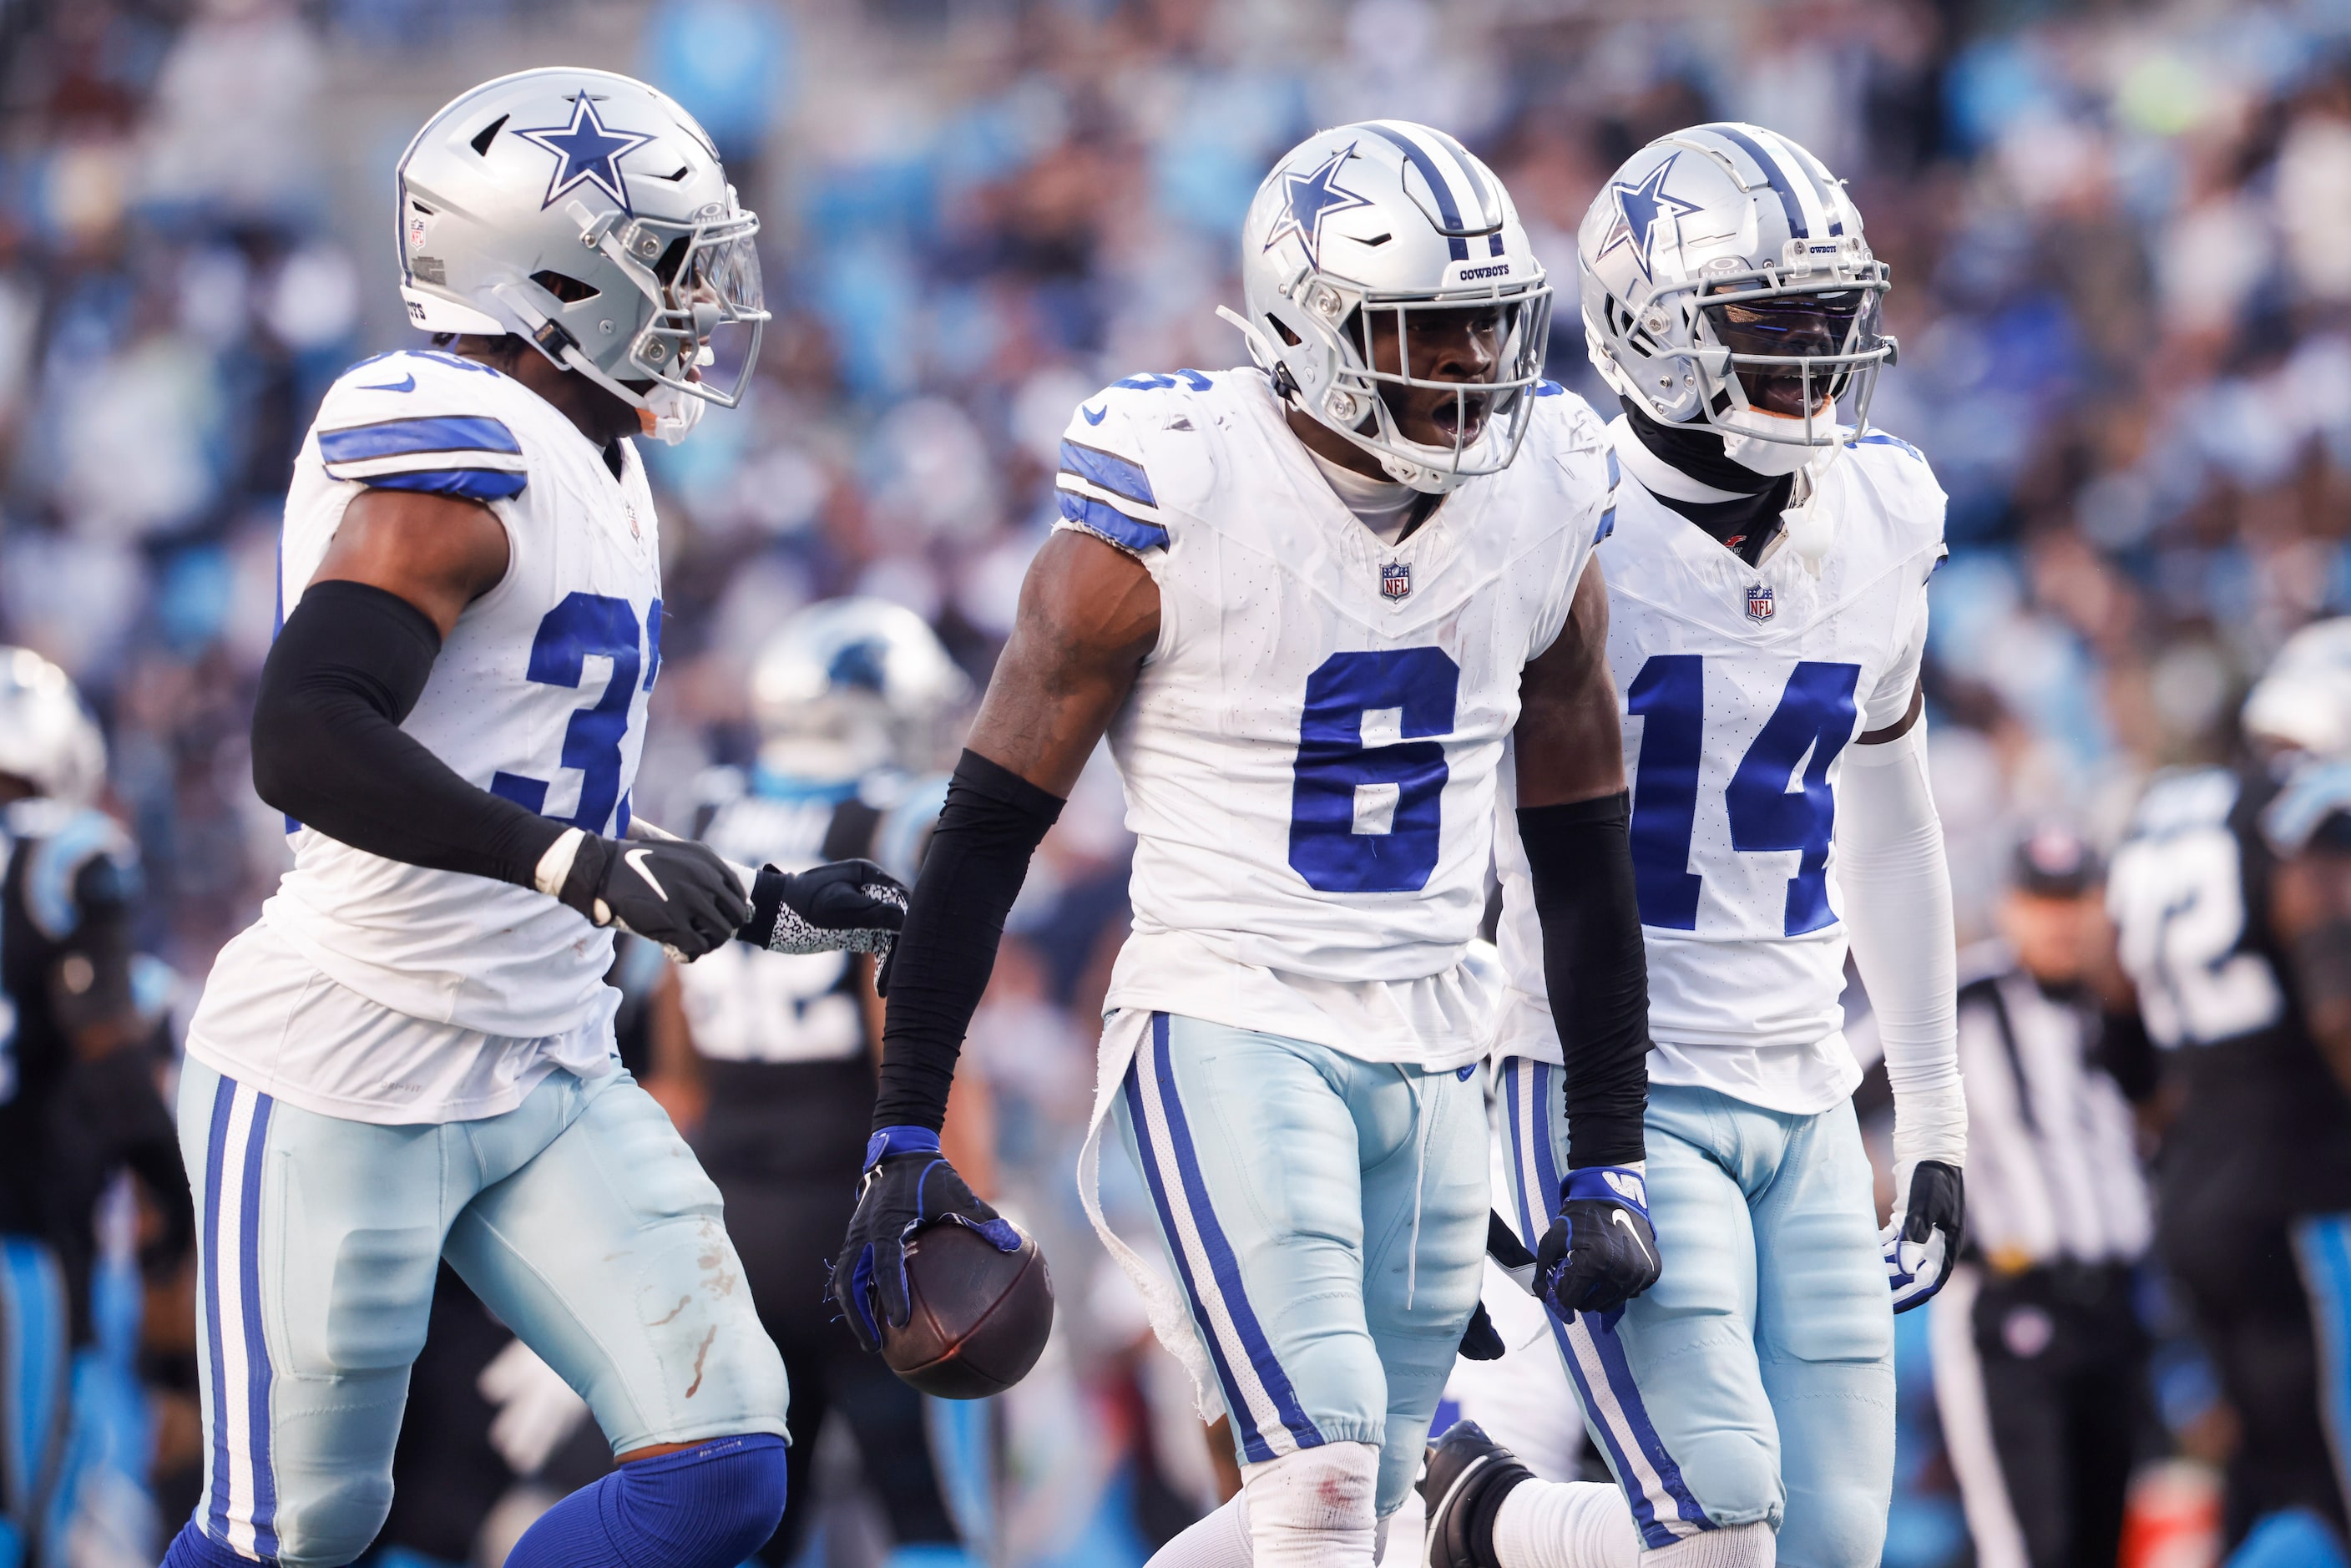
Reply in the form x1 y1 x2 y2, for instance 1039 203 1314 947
395 68 768 445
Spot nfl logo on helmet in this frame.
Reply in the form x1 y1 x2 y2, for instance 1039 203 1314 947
1746 584 1775 622
1382 562 1413 601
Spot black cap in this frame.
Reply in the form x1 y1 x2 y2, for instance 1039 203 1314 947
2011 824 2100 897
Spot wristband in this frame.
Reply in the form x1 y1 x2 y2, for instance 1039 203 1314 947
863 1125 943 1171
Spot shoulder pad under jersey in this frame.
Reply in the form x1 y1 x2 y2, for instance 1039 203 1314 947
310 349 531 504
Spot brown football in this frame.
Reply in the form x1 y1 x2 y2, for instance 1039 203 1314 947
881 1220 1054 1399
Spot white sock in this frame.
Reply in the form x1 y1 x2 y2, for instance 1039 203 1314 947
1490 1479 1642 1568
1241 1441 1383 1566
1641 1521 1772 1567
1150 1491 1252 1567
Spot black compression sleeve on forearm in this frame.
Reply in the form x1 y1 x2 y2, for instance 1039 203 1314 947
870 749 1064 1134
1519 792 1650 1168
251 580 564 887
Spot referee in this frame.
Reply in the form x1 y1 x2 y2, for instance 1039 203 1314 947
1929 827 2154 1568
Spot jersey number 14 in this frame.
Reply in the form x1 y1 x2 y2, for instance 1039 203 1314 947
1627 655 1862 937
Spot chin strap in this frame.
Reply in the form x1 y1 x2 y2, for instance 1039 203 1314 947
1778 442 1847 576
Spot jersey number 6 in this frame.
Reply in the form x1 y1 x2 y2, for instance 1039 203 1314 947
1289 648 1459 894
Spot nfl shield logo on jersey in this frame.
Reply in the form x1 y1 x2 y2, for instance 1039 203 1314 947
1745 584 1775 623
1381 562 1412 602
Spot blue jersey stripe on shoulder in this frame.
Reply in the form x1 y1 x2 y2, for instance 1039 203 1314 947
362 467 528 503
1057 489 1167 552
1059 439 1156 507
1848 431 1924 462
320 414 522 465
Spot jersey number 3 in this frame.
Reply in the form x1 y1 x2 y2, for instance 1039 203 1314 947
1290 649 1459 893
1627 655 1860 935
491 592 661 836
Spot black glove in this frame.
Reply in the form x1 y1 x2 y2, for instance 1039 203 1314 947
1883 1160 1965 1313
554 832 749 960
746 858 908 957
831 1126 1019 1352
1459 1299 1507 1361
1535 1166 1661 1318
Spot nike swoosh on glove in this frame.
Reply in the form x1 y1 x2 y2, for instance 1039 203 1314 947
555 834 750 960
830 1125 1020 1352
747 858 908 956
1535 1166 1662 1318
1883 1159 1964 1312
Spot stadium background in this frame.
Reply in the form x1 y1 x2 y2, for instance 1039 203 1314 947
1 0 2339 1562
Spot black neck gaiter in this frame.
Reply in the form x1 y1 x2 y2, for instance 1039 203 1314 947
1621 401 1792 565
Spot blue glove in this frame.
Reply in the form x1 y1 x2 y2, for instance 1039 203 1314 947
829 1126 1019 1352
1535 1165 1661 1318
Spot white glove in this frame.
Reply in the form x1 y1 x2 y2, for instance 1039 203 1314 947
477 1338 590 1476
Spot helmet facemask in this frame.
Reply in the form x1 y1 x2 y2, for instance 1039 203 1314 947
1601 252 1893 462
506 199 768 443
1284 274 1554 493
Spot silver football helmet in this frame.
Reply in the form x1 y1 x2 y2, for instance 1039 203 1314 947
2245 617 2351 759
0 647 105 807
395 68 766 444
1229 121 1550 493
1578 124 1893 472
750 599 972 780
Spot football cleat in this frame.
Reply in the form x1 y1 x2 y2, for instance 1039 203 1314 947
1420 1419 1532 1568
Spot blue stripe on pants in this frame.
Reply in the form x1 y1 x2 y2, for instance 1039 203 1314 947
1126 1014 1324 1459
1502 1058 1711 1547
201 1075 234 1546
240 1094 278 1560
200 1072 280 1561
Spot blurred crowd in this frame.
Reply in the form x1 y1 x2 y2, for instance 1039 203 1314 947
9 0 2351 1562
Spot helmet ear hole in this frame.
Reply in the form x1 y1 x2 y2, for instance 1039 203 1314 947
530 271 599 304
1267 314 1302 347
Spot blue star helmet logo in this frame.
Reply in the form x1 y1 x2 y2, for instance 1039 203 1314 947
1262 144 1373 271
516 94 657 214
1599 154 1702 283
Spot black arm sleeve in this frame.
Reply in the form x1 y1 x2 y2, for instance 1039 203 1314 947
251 580 563 887
870 749 1064 1134
1519 792 1650 1169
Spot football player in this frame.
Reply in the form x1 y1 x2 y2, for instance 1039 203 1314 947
164 69 906 1568
650 597 983 1565
2105 618 2351 1555
1423 124 1964 1568
831 121 1661 1568
0 646 191 1567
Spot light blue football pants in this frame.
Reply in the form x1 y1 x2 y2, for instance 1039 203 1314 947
1496 1062 1895 1568
174 1056 787 1568
1113 1013 1489 1516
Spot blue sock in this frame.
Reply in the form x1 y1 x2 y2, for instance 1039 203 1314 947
504 1434 787 1568
163 1521 256 1568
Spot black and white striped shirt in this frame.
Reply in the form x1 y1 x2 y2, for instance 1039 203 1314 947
1952 943 2151 1272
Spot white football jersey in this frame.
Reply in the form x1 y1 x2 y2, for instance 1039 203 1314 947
1059 367 1611 1069
1494 418 1945 1113
228 348 663 1044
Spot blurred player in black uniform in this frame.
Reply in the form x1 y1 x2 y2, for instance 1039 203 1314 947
0 645 191 1565
2108 619 2351 1557
644 598 987 1566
